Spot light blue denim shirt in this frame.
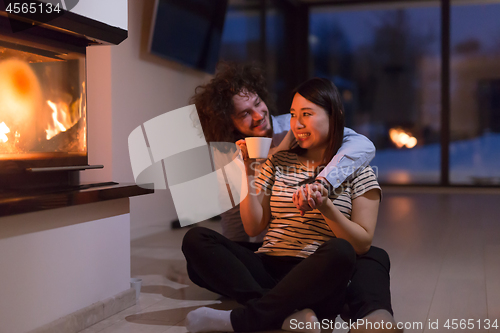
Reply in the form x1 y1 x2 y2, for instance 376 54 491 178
270 114 376 188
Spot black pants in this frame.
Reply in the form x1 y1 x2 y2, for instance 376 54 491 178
182 227 356 331
235 241 394 322
343 245 393 321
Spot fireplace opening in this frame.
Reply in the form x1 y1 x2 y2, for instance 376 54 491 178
0 40 86 166
0 17 96 191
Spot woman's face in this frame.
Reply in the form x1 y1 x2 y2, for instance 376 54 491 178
290 93 330 151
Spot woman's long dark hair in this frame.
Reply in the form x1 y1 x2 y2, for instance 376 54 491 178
291 78 345 167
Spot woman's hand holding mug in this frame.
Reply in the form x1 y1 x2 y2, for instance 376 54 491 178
235 139 263 176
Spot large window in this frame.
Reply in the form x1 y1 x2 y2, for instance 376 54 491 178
220 0 307 115
450 2 500 185
310 4 441 184
220 4 262 64
218 0 500 187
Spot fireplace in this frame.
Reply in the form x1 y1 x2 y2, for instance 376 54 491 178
0 4 151 216
0 38 87 171
0 4 155 332
0 5 128 192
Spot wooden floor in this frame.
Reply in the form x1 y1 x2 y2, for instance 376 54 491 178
81 189 500 333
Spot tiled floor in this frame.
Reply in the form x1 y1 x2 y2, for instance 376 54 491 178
81 189 500 333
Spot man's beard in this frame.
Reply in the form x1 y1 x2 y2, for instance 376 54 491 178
251 117 273 138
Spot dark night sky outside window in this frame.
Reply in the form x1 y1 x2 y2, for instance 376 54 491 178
219 0 500 187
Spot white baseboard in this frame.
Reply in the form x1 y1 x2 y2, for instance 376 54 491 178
28 288 136 333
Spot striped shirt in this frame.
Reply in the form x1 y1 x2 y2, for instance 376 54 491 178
254 151 381 258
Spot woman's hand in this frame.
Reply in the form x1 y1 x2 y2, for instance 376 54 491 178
235 139 249 160
235 139 263 176
292 186 314 216
292 183 328 216
235 139 253 173
237 139 272 237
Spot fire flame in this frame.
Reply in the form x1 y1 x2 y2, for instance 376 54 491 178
0 122 10 143
46 100 73 140
389 128 417 149
0 58 86 153
0 59 41 151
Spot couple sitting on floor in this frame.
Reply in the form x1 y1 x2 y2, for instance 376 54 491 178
181 63 402 333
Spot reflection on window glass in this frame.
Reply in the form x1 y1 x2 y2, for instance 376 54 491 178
220 8 261 64
265 5 287 113
450 2 500 185
310 4 441 184
218 1 289 116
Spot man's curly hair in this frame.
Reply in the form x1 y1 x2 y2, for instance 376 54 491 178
190 62 276 143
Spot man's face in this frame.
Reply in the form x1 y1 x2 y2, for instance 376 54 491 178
231 91 272 138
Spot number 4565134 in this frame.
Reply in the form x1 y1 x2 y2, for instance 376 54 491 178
444 319 498 330
6 2 61 15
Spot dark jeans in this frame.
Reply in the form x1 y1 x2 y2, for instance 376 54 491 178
236 241 394 321
182 227 356 332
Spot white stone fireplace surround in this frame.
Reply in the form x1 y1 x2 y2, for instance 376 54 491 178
0 199 135 333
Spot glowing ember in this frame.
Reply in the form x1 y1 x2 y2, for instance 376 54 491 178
0 122 10 143
46 100 77 140
0 58 41 151
389 128 417 149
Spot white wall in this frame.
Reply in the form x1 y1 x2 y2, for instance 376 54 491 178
71 0 128 29
39 0 128 30
83 45 113 183
0 200 130 333
84 0 212 234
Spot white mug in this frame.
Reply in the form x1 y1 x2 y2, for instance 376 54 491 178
244 137 272 159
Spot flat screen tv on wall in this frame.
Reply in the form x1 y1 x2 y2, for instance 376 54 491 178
149 0 229 74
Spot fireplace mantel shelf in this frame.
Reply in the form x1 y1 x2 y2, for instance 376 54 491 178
0 182 153 217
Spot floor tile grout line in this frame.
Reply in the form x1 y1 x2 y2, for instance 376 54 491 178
166 316 189 333
483 237 491 330
473 203 491 333
422 202 454 333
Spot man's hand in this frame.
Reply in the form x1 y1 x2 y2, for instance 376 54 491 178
308 183 329 211
292 183 329 216
235 139 264 176
292 183 328 216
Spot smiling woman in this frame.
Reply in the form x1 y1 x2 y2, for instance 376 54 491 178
290 93 330 155
289 78 344 168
